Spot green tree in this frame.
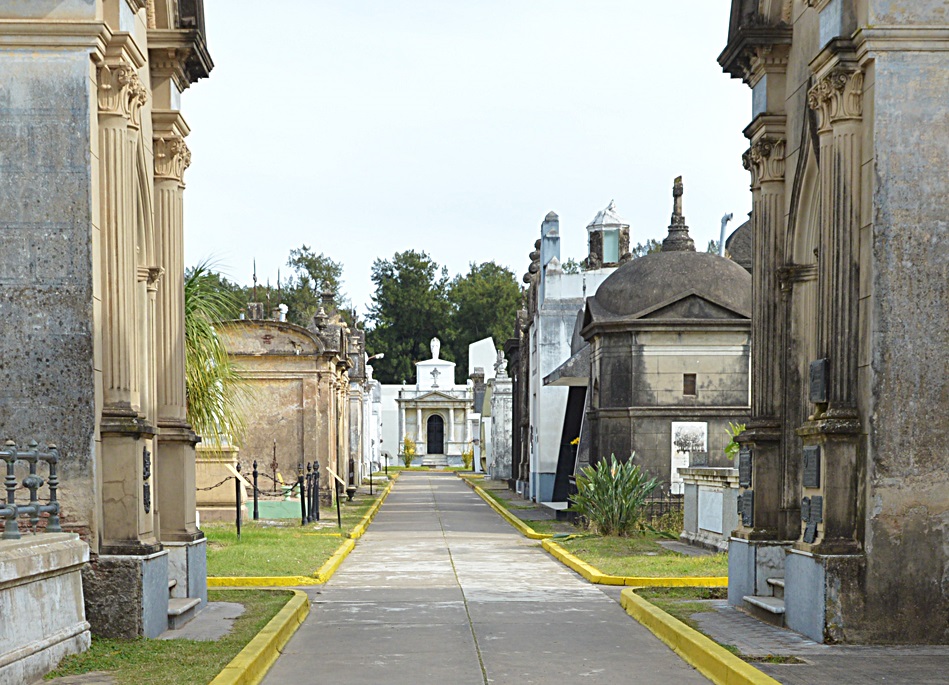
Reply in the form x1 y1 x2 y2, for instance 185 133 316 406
282 246 345 327
706 239 721 254
561 257 582 274
184 261 249 450
630 238 663 257
447 261 520 380
366 250 451 384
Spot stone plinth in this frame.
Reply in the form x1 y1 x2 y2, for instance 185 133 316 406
679 467 739 552
0 534 91 683
196 445 248 523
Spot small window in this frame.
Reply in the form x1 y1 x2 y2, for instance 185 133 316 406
603 229 620 264
683 374 697 396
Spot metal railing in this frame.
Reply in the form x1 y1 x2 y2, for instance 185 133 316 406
0 440 61 540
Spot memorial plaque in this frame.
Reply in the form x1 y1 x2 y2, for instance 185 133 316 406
803 445 821 488
809 358 829 403
738 447 752 488
810 496 823 523
803 521 818 544
801 496 811 522
737 493 743 517
741 489 754 527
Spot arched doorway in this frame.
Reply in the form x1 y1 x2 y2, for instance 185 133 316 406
427 415 445 455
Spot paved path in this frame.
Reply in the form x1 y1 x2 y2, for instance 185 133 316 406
263 472 708 685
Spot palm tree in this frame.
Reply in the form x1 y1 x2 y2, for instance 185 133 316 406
184 261 248 450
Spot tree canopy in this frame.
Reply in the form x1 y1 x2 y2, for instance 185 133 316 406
365 250 451 384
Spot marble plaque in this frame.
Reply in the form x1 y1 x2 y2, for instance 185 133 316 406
803 445 821 488
738 447 752 487
809 358 829 403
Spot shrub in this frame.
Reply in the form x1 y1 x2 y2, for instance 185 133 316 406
724 422 746 461
461 447 474 470
569 454 659 537
402 435 416 467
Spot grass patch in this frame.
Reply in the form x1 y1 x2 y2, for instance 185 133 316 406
559 534 729 577
633 587 726 631
206 488 381 577
46 590 291 684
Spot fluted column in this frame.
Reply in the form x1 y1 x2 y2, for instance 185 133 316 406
98 61 147 416
152 130 201 542
743 136 787 420
96 57 159 554
808 67 863 418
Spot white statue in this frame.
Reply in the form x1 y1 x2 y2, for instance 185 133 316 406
495 349 508 376
431 337 441 360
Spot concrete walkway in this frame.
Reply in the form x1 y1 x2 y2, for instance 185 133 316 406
263 472 708 685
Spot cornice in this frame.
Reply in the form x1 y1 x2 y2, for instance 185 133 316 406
147 28 213 85
0 20 110 55
719 24 793 84
853 26 949 60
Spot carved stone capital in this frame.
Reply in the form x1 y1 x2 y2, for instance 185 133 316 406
154 135 191 182
807 68 863 132
743 137 786 188
97 61 149 126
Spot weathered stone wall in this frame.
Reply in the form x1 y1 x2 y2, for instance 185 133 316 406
860 44 949 644
0 48 98 543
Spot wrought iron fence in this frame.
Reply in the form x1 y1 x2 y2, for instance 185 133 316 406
0 440 61 540
642 491 684 525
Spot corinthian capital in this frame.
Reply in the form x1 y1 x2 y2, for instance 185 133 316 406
743 138 786 188
807 68 863 132
154 135 192 182
97 61 149 126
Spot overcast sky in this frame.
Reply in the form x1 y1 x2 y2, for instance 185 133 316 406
182 0 751 313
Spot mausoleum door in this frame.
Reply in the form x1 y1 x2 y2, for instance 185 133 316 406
427 415 445 455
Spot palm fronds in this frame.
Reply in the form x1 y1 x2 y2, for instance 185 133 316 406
184 260 248 451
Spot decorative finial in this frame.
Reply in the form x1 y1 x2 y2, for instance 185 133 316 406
662 176 695 252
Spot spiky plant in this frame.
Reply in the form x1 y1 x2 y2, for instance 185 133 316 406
184 261 248 451
569 454 659 537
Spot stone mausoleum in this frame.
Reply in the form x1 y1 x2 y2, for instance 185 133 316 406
721 0 949 643
0 0 214 679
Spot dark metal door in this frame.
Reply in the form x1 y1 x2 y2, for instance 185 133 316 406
427 415 444 454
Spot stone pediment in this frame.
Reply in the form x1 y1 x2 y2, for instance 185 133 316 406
633 290 749 321
401 390 467 404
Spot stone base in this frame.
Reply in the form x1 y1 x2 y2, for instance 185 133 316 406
727 537 790 605
165 538 207 610
785 548 865 643
679 530 730 554
0 534 91 684
83 550 169 638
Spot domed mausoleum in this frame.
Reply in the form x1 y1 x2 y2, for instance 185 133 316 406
558 178 752 501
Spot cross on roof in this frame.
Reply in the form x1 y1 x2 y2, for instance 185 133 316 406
430 368 440 388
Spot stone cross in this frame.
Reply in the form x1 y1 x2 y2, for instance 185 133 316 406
430 368 440 388
672 175 684 218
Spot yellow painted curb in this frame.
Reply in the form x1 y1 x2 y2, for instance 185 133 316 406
461 478 553 540
312 537 356 582
541 539 728 587
348 475 397 540
621 588 779 685
209 589 310 685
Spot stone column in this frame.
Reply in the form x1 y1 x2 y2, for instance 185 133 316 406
799 58 864 553
740 126 790 539
152 129 201 543
449 407 455 445
96 56 159 555
416 407 423 444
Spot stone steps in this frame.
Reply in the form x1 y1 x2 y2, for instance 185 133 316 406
167 598 202 630
741 594 786 627
767 576 785 599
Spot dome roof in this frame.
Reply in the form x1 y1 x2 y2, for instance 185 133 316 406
587 200 628 229
591 250 751 319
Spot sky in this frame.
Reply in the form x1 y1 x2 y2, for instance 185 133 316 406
182 0 751 314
